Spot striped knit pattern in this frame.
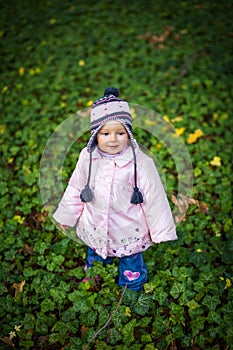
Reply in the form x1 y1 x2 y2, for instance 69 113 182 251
87 98 135 152
90 111 132 131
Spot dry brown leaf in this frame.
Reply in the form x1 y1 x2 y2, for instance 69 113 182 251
172 194 209 223
36 211 47 223
80 325 89 338
13 280 26 298
38 335 49 343
77 108 91 118
24 244 34 255
199 202 209 214
0 336 15 348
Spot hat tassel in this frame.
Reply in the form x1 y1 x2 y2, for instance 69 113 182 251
131 186 143 205
80 152 93 202
130 143 143 205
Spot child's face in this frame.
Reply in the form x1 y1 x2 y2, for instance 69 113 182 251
97 121 129 154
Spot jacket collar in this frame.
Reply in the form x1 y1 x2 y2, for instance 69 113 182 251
84 143 139 167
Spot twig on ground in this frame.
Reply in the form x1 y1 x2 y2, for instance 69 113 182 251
84 284 128 350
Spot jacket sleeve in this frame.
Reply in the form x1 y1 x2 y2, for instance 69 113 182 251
52 149 86 227
141 156 177 243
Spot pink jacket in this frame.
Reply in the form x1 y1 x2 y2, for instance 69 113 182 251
53 145 177 259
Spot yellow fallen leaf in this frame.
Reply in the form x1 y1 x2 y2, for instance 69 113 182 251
0 124 6 134
79 60 85 66
19 67 25 76
225 278 232 289
49 18 56 24
13 215 25 224
194 129 204 137
187 128 204 144
171 116 183 122
163 115 170 122
187 133 196 144
210 156 221 166
145 119 157 126
175 127 185 136
86 100 94 107
21 99 30 105
14 325 22 332
125 306 131 316
213 112 218 120
9 331 16 340
29 67 41 76
130 108 137 119
1 86 8 93
60 101 66 108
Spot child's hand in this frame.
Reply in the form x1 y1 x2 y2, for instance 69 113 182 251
60 224 69 230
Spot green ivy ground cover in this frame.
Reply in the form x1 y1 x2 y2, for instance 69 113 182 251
0 0 232 349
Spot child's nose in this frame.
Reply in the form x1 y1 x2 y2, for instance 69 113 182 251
110 133 117 141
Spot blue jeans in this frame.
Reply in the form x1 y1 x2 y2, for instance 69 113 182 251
85 247 148 291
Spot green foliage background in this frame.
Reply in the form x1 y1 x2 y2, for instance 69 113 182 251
0 0 232 349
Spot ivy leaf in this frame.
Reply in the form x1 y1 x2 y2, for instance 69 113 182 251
170 281 185 299
152 287 168 305
152 316 168 337
109 328 122 345
193 280 205 292
169 302 185 325
190 315 205 336
23 313 36 330
202 295 221 311
207 310 222 324
137 316 152 327
122 288 138 305
61 308 76 322
50 288 67 304
187 299 201 311
72 299 90 314
41 298 55 313
172 266 192 280
79 311 97 326
199 271 215 284
132 293 152 316
141 334 152 342
121 318 137 345
188 251 207 267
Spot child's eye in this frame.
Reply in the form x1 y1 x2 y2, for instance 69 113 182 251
119 132 125 135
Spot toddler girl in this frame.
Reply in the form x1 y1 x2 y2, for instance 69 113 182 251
53 87 177 291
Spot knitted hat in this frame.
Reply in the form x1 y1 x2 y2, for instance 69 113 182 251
80 87 143 205
87 87 136 152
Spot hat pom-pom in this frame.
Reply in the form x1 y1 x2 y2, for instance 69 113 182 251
130 186 143 205
80 185 93 203
104 87 120 97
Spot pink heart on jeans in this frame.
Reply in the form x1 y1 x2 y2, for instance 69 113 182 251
123 270 140 281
